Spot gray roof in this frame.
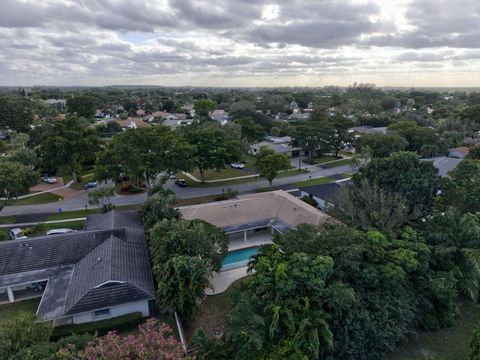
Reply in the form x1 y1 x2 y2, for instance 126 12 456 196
299 183 342 204
0 211 155 321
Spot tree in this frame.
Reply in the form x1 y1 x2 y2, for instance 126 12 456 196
194 99 216 119
228 245 354 359
330 116 354 157
66 95 96 118
466 145 480 160
96 126 193 190
88 186 115 213
0 96 34 133
443 159 480 214
254 146 290 189
356 133 407 158
8 148 39 169
470 327 480 360
187 127 241 182
0 160 38 201
234 117 266 144
61 319 186 359
155 255 210 318
142 189 180 229
0 312 52 360
387 121 439 153
335 179 411 232
291 121 335 158
149 219 229 272
354 152 441 215
39 117 99 182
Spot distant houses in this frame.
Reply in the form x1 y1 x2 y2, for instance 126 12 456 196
448 146 470 159
251 136 300 158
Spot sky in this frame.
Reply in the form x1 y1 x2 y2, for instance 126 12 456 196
0 0 480 87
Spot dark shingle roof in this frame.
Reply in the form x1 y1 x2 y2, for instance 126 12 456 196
299 183 342 204
0 211 155 321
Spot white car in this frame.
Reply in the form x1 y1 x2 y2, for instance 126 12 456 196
46 228 75 236
9 228 27 240
230 163 245 169
41 176 57 184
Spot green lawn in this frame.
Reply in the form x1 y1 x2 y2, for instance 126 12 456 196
321 159 353 168
303 156 342 165
277 168 309 178
0 298 41 324
44 220 85 231
185 277 250 339
293 176 338 187
58 165 94 184
10 193 63 206
0 216 15 224
176 194 227 207
70 173 94 190
387 302 480 360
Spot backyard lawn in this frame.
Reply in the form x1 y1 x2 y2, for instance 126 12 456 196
293 176 338 187
387 302 480 360
184 277 249 339
0 298 40 324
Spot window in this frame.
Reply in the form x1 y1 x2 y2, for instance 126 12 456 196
94 309 110 317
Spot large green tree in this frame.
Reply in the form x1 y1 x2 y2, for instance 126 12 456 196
0 160 38 200
354 151 441 215
291 121 335 158
0 96 34 133
39 117 99 182
254 146 290 189
387 121 439 153
443 159 480 214
66 95 97 118
96 126 193 189
186 127 241 182
356 133 408 158
194 99 216 119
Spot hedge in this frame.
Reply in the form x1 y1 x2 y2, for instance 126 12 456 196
51 312 144 340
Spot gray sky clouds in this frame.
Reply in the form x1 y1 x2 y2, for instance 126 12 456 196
0 0 479 86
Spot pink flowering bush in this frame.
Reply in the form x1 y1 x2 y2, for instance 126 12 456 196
60 318 191 359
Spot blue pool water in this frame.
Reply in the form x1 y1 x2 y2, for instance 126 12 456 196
221 247 259 271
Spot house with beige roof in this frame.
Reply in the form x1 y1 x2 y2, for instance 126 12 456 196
179 190 336 293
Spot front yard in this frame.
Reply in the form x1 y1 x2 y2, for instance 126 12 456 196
0 298 40 324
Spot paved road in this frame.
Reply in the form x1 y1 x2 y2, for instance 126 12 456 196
0 164 353 217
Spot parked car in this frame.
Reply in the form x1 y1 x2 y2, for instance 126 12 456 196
84 181 98 189
175 179 188 187
46 228 75 236
230 163 245 169
9 228 27 240
41 175 57 184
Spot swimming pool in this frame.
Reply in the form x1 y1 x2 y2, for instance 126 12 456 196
221 247 259 271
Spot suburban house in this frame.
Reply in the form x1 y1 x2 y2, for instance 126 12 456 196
179 190 335 293
210 109 229 124
251 136 301 158
0 211 155 326
299 182 342 211
117 118 151 130
425 156 462 177
448 146 470 159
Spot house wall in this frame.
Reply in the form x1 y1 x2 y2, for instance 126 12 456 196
71 299 150 325
300 190 330 210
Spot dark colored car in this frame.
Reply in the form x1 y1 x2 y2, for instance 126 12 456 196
84 181 98 189
175 179 188 187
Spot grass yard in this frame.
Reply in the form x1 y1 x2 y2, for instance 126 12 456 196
277 168 309 178
0 216 15 224
185 277 250 339
387 302 480 360
293 176 338 187
303 156 342 165
10 192 63 206
70 173 95 190
0 298 40 324
321 159 354 168
58 165 94 184
44 220 85 231
176 194 227 207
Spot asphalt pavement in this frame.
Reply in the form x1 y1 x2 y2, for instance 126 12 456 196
0 164 353 217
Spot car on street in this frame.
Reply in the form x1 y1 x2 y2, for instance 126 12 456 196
46 228 75 236
9 228 27 240
84 181 98 189
230 163 245 169
41 175 57 184
175 179 188 187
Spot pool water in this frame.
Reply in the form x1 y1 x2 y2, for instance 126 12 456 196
221 247 259 271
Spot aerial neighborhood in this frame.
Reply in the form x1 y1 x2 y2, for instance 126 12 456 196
1 0 480 359
0 84 479 359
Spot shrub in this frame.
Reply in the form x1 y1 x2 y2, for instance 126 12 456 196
51 312 144 340
301 195 318 207
120 184 132 192
128 187 143 194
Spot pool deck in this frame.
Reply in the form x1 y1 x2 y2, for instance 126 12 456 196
206 230 273 296
206 266 251 295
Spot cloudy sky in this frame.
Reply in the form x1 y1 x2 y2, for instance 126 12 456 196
1 0 480 87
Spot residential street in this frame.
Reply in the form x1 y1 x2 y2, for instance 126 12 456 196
0 164 353 216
